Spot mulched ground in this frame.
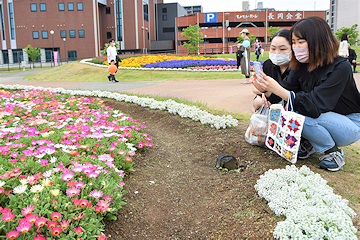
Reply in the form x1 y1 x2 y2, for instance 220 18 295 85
102 99 292 240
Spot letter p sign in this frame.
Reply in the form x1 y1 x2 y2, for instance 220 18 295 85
205 12 217 23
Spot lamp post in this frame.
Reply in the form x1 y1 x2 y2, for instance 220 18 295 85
63 38 66 63
50 30 54 67
227 27 231 54
204 35 207 55
224 13 230 54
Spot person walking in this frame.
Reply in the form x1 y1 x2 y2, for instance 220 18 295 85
240 29 251 80
338 33 349 58
254 38 262 61
348 44 357 73
107 38 117 82
235 43 243 70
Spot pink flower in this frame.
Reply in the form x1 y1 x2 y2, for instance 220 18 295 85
66 187 80 197
40 160 48 167
87 172 99 179
51 212 61 220
1 212 15 222
16 221 32 233
82 167 92 174
60 220 70 230
96 233 107 240
71 165 83 173
61 172 74 181
104 195 113 202
21 205 35 216
97 200 110 212
6 230 19 239
74 227 83 234
89 189 103 199
117 150 126 155
74 182 85 188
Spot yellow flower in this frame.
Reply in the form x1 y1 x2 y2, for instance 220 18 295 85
30 185 45 193
41 178 51 187
51 189 60 197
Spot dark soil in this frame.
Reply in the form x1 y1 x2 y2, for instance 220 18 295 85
102 99 360 240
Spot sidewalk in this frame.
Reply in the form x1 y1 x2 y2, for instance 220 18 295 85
1 69 359 148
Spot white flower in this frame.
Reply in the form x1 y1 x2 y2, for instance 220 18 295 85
13 185 28 194
43 170 52 177
20 179 28 185
30 185 45 193
0 180 5 187
50 157 57 163
45 148 56 155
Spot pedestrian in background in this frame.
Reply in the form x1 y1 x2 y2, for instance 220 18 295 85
254 38 262 61
240 29 251 79
338 33 349 58
348 44 357 73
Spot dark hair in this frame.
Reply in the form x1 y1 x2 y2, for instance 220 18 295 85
109 38 115 43
272 29 290 43
289 16 339 72
110 60 115 63
341 33 348 42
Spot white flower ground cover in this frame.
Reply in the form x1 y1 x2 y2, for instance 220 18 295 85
255 165 357 239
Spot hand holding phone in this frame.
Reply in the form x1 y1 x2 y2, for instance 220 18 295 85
253 62 264 83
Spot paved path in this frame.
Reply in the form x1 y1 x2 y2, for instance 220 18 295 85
0 69 359 148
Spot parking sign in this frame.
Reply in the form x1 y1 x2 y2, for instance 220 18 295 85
205 12 217 23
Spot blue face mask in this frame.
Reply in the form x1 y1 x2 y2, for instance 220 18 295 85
269 52 291 66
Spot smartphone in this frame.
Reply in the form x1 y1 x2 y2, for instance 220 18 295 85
253 61 264 83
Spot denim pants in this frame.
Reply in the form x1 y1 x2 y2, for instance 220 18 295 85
301 112 360 153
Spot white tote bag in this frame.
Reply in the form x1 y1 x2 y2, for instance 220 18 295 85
265 92 305 164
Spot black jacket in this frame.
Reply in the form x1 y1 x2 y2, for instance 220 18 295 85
262 59 290 104
281 57 360 118
349 48 357 62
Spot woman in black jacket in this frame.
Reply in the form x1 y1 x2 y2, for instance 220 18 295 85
251 16 360 172
253 29 291 110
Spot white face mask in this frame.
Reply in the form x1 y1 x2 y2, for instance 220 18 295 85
269 52 291 66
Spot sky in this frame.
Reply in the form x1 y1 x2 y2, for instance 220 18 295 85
162 0 330 12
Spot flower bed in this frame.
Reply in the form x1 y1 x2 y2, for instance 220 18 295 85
142 59 236 69
0 88 152 239
255 165 357 239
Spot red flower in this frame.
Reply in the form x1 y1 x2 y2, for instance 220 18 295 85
51 227 62 236
47 220 58 229
35 217 47 228
96 233 107 240
74 227 83 234
6 231 19 239
51 212 61 220
34 235 46 240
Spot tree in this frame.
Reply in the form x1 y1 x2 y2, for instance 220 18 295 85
100 41 121 56
237 34 256 47
267 26 280 39
334 24 359 45
24 45 41 68
181 25 204 54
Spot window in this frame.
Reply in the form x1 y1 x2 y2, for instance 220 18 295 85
33 31 39 39
107 32 112 39
78 30 85 38
68 3 74 11
60 30 66 38
30 3 37 12
0 4 5 40
8 3 15 40
45 50 53 62
40 3 46 11
163 27 174 33
162 15 167 20
143 0 148 21
13 51 23 63
106 7 111 14
42 31 48 39
2 51 8 64
162 8 167 13
116 0 122 41
69 30 76 38
68 51 77 61
59 3 65 11
77 3 83 11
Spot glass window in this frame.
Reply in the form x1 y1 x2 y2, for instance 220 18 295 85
8 3 15 40
42 31 48 39
162 15 167 20
69 30 76 38
77 3 83 11
68 3 74 11
106 7 111 14
40 3 46 11
13 51 23 63
31 4 37 12
45 50 53 62
60 30 66 38
143 0 148 21
116 0 122 42
78 30 85 38
68 51 77 61
33 31 39 39
2 51 8 64
107 32 112 39
59 3 65 11
0 4 5 41
162 8 167 13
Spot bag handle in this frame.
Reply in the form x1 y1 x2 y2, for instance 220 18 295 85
282 91 295 111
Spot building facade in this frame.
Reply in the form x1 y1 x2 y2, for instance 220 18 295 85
183 5 202 15
329 0 360 44
175 10 327 54
0 0 162 65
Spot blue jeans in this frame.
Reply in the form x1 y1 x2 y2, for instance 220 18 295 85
302 112 360 153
